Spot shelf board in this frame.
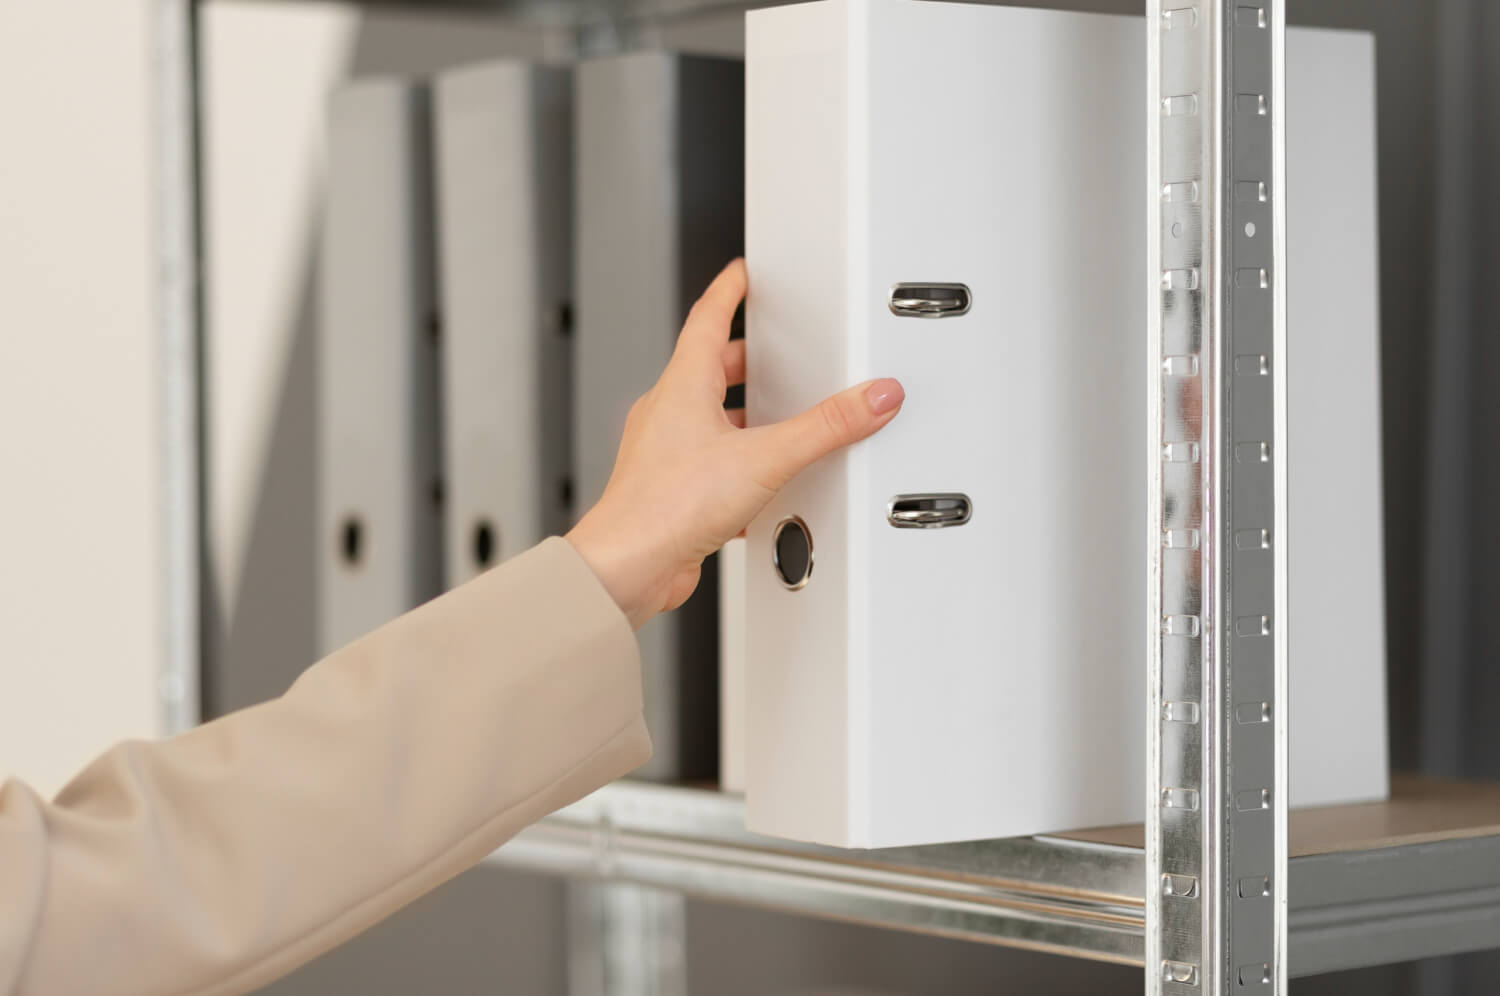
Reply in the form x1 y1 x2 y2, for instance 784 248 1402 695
1064 775 1500 855
488 774 1500 975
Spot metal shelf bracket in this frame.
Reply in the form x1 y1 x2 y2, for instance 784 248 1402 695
1147 1 1289 993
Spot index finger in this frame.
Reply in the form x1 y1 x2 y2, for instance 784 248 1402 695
672 258 747 368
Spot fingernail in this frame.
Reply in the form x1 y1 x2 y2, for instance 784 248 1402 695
866 378 905 416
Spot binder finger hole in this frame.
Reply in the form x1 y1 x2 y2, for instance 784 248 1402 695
773 516 813 591
340 516 364 568
473 519 498 568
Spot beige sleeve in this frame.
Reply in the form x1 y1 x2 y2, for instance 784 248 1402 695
0 537 650 996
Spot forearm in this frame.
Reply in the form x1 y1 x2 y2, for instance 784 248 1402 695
0 537 648 996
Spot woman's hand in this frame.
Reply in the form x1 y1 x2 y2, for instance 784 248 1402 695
566 259 904 629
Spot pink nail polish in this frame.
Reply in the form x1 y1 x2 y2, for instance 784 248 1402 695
866 379 905 416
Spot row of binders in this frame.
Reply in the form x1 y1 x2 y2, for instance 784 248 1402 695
317 53 742 783
316 0 1391 849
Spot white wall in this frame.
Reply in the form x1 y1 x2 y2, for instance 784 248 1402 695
0 2 162 794
204 2 358 623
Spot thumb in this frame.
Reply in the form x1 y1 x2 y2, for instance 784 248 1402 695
751 378 905 488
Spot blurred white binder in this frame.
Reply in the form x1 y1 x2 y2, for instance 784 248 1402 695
719 537 748 794
434 61 573 588
745 0 1388 847
575 52 744 781
318 79 442 656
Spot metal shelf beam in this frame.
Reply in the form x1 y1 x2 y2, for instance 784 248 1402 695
488 782 1500 978
1290 836 1500 977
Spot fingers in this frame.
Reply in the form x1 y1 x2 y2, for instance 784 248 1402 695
672 259 747 369
750 378 904 487
693 258 747 333
722 338 747 389
725 408 747 429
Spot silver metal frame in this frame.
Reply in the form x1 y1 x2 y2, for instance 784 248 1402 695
154 0 203 738
492 780 1500 978
568 881 689 996
1147 1 1288 991
498 782 1147 966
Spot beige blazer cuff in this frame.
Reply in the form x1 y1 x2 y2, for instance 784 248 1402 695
0 536 649 996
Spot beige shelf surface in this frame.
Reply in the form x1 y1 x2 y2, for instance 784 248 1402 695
1058 775 1500 856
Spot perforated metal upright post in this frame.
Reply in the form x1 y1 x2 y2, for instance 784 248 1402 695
1146 1 1288 993
567 882 687 996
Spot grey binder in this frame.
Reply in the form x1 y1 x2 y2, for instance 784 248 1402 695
434 62 573 588
575 52 745 780
318 79 442 655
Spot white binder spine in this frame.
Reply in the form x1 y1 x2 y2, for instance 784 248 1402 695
318 79 442 656
719 537 747 794
435 62 574 588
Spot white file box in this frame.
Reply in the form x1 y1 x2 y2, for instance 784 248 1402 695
318 80 442 655
434 61 573 589
745 0 1387 847
575 52 744 780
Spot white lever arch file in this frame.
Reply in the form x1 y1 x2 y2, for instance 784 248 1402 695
318 79 442 656
434 61 573 589
745 0 1386 848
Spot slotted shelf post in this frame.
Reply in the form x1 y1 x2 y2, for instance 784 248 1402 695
1146 1 1289 993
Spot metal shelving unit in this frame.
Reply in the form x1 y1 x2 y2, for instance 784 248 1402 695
156 0 1500 991
488 777 1500 979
